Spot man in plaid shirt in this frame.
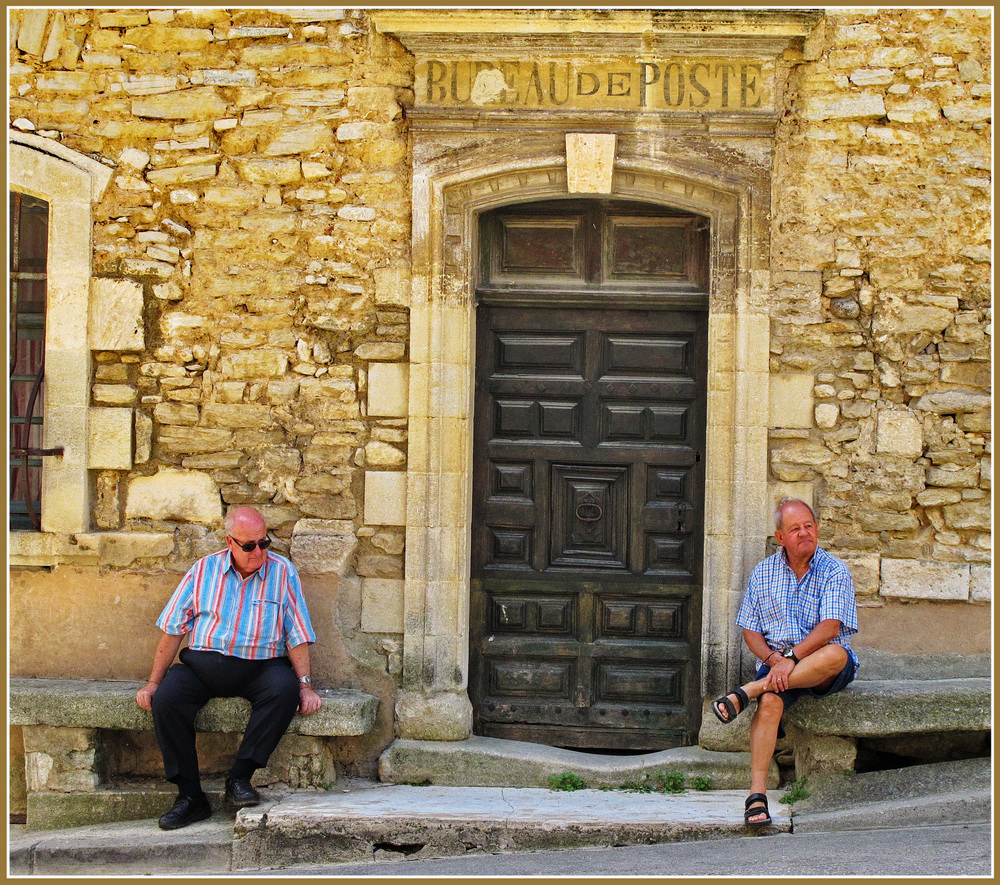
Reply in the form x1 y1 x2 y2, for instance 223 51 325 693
713 498 858 826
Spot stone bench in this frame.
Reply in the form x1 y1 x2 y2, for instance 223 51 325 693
782 651 990 778
11 677 380 829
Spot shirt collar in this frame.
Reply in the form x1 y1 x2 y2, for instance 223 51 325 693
224 549 268 582
780 545 820 573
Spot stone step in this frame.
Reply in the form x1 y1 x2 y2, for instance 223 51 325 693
231 784 790 871
791 757 991 833
793 789 991 834
377 735 778 790
13 761 989 875
25 777 291 831
10 816 236 877
12 780 792 875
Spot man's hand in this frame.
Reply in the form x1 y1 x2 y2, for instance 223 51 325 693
297 686 322 715
136 681 159 711
763 656 795 692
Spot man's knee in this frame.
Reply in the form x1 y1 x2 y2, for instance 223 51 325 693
818 643 848 676
754 691 784 721
251 663 299 709
150 670 184 714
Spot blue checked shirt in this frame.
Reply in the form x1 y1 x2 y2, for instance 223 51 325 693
736 546 858 670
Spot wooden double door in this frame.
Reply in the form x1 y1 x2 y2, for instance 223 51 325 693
469 198 709 751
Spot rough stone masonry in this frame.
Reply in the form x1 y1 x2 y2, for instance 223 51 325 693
767 8 990 607
6 8 992 784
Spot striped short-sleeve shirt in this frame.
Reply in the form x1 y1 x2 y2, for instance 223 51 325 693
736 546 858 670
156 549 316 660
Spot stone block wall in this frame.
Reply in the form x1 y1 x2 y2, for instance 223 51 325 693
7 8 992 676
9 8 414 592
769 8 991 607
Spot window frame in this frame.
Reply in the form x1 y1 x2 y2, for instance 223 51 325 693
9 191 53 530
8 132 112 546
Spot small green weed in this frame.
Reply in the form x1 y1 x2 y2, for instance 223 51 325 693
690 775 712 792
620 778 654 793
547 771 587 791
620 770 688 794
654 771 686 794
779 777 810 805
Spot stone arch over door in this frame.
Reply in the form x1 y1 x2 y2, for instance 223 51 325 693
397 142 772 744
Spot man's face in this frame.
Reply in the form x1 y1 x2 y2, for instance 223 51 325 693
775 502 818 561
226 517 269 576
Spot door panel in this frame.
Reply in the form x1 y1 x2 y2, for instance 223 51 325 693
471 303 706 750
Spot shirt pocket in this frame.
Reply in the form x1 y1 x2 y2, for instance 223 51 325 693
250 598 282 645
796 583 823 629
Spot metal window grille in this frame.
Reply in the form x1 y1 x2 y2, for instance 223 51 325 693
9 191 61 531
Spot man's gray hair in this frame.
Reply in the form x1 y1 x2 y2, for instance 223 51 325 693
773 497 817 531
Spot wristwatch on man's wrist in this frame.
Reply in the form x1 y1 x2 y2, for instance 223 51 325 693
298 675 312 686
783 648 799 664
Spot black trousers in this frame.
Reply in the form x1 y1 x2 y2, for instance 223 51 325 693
151 648 300 789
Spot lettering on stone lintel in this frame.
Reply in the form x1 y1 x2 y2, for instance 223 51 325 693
419 59 771 112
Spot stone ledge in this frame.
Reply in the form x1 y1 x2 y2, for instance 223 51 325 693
784 677 990 737
853 647 989 680
10 677 379 737
8 531 176 568
378 734 779 790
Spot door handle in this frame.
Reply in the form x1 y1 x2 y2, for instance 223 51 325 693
676 501 693 532
575 502 604 522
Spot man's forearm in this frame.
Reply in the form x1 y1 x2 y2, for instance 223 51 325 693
287 642 322 715
287 642 312 680
788 619 841 661
137 631 183 710
742 629 782 666
147 632 184 684
743 620 840 665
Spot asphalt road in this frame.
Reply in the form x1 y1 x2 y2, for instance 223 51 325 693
234 823 991 878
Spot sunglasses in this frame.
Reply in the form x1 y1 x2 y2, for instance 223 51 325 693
229 535 272 552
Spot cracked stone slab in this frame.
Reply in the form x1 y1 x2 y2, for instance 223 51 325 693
231 785 789 870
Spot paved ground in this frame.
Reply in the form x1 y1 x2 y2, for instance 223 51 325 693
230 823 992 877
9 757 991 876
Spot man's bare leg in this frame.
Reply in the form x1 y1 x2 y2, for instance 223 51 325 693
747 692 784 822
715 644 850 722
717 645 851 824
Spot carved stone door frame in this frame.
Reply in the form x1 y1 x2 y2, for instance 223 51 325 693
375 9 822 744
396 140 772 743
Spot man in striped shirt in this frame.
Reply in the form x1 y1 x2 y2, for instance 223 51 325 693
136 506 321 830
712 498 858 827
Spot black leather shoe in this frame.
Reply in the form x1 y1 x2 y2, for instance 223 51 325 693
225 776 260 808
158 794 212 830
